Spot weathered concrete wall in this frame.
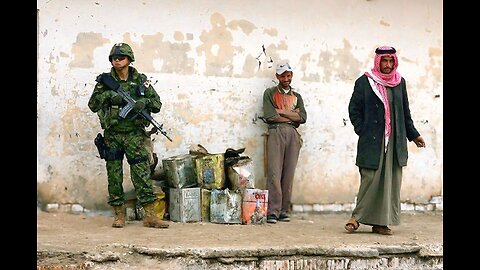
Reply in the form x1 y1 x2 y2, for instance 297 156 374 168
37 0 443 210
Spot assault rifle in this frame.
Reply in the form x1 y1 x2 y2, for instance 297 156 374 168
96 73 173 142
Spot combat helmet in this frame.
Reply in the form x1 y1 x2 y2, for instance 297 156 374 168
109 43 135 62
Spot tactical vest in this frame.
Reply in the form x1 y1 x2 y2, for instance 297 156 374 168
97 71 150 132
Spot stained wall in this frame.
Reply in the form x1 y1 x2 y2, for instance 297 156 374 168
37 0 443 210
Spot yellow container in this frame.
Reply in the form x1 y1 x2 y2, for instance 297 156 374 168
201 188 211 222
153 191 166 219
195 153 225 189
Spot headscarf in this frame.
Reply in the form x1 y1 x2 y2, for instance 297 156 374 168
364 46 402 141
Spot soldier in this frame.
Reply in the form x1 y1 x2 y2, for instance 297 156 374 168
88 43 168 229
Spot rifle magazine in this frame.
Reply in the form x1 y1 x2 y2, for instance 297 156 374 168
119 103 133 118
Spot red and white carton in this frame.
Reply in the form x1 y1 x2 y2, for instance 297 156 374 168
241 188 268 225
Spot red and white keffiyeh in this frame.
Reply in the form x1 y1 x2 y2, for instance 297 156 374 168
364 46 402 147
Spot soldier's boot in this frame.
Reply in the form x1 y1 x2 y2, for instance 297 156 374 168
112 205 125 228
143 202 169 228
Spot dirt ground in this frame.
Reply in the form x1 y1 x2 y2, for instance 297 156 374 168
37 210 443 268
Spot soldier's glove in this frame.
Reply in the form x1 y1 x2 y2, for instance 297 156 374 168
133 98 148 113
110 93 124 105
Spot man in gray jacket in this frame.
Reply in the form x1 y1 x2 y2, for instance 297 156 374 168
345 46 425 235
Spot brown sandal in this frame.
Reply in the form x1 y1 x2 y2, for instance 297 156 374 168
344 217 360 233
372 225 393 235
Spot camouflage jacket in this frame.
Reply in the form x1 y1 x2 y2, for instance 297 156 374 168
88 66 162 132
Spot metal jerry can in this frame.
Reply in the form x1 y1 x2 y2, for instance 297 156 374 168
168 187 201 222
162 154 198 188
195 153 225 189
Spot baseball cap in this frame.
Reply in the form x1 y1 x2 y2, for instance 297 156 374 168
276 62 293 75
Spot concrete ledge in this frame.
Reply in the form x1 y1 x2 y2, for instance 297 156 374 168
133 245 331 258
132 243 437 259
38 244 443 270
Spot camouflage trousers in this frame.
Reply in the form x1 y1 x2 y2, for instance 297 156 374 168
103 128 156 206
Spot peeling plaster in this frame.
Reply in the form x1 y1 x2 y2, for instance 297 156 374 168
414 47 443 90
227 19 257 35
197 12 235 77
315 39 363 83
241 55 261 78
379 19 391 27
173 31 184 41
47 53 58 74
69 32 109 68
119 32 196 75
44 95 97 158
428 47 443 82
263 28 278 36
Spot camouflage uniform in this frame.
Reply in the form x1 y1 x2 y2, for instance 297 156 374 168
88 44 162 207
